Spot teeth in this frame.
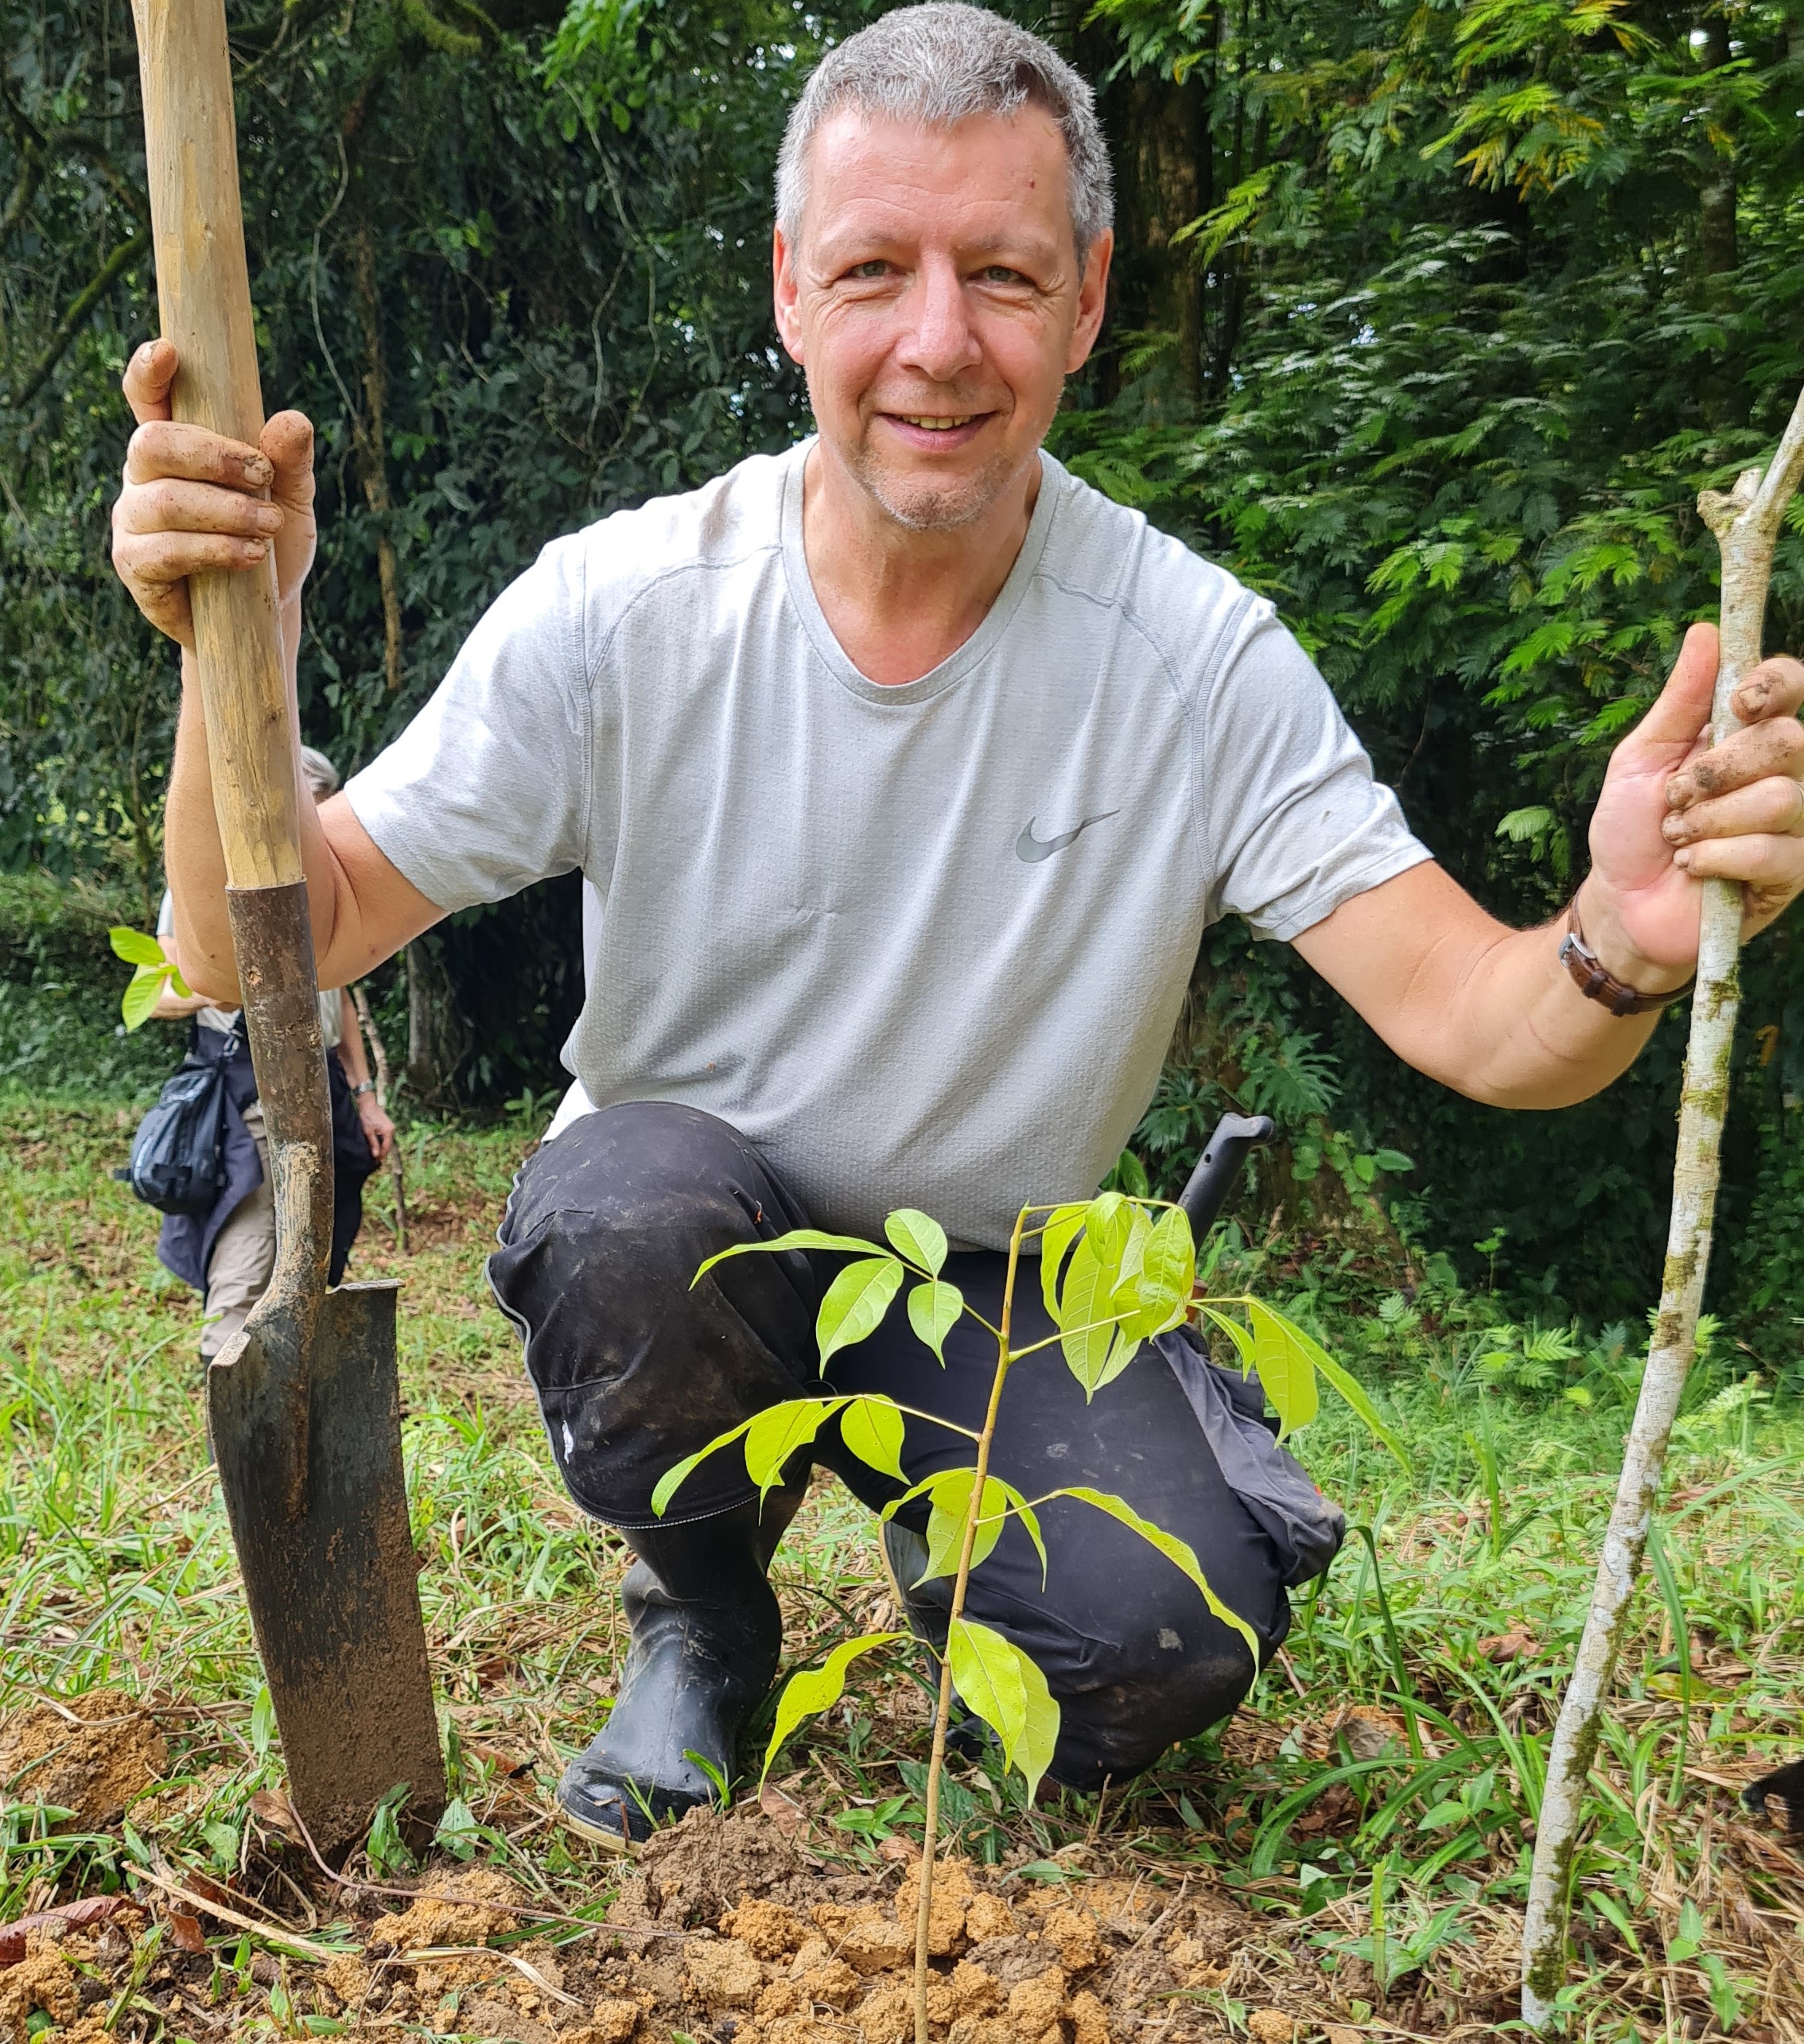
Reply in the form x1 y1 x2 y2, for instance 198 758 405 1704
901 415 973 431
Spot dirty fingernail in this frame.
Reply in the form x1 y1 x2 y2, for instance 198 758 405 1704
243 453 274 484
254 505 283 531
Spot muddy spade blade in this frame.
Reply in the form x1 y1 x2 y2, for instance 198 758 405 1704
209 1276 445 1856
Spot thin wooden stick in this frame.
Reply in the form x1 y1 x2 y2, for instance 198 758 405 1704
352 981 407 1252
1521 385 1804 2030
912 1205 1029 2044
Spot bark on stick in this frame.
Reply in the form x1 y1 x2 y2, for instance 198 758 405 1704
1521 386 1804 2030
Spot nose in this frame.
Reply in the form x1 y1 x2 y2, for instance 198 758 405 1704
896 253 981 386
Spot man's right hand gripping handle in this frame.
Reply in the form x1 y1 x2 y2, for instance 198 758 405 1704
111 337 441 1002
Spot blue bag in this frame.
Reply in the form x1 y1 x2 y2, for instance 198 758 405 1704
121 1027 240 1215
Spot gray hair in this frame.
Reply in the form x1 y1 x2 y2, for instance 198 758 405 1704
299 745 340 801
776 4 1114 258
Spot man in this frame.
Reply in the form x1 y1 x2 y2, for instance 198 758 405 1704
150 746 395 1362
112 3 1804 1845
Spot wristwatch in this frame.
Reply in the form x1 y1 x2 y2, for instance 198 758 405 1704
352 1079 378 1098
1558 900 1694 1017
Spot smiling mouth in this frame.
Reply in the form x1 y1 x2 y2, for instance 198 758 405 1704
890 413 984 432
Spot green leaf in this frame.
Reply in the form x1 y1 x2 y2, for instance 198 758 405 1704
1202 1306 1257 1373
910 1470 1040 1586
692 1229 890 1286
120 962 169 1031
651 1447 715 1518
1115 1205 1193 1342
839 1394 906 1480
109 925 165 966
760 1633 902 1785
947 1617 1059 1801
921 1468 1000 1580
1083 1190 1133 1274
1237 1305 1409 1473
1057 1233 1126 1399
1011 1492 1048 1589
1246 1298 1320 1437
744 1398 845 1497
1050 1485 1260 1665
906 1279 962 1363
816 1257 904 1370
1038 1203 1088 1327
649 1412 765 1516
1308 1343 1413 1474
885 1208 947 1277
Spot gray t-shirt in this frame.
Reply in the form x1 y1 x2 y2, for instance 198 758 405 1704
347 443 1429 1249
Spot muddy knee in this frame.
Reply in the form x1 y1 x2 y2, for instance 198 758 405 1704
487 1102 820 1521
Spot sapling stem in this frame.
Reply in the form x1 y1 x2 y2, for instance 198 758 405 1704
912 1204 1028 2044
1521 385 1804 2031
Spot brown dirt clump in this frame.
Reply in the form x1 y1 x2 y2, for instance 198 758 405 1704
0 1934 83 2044
365 1863 522 1950
722 1897 810 1959
637 1803 811 1922
0 1692 167 1828
686 1937 764 2008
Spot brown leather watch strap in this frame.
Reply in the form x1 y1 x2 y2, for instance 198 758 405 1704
1558 900 1694 1017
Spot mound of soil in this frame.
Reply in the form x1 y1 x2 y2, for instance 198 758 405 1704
0 1691 167 1829
1 1789 1529 2042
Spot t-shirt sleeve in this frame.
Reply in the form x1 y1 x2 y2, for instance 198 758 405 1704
344 535 592 911
1199 596 1432 942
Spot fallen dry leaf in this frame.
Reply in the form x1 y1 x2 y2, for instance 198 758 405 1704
1477 1630 1538 1662
0 1894 142 1968
759 1783 805 1838
250 1788 303 1841
165 1910 207 1955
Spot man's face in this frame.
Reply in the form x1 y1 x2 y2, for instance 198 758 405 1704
773 105 1111 533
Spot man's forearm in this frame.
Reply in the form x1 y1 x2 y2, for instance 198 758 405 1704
165 599 344 1003
1433 884 1670 1108
1297 862 1685 1110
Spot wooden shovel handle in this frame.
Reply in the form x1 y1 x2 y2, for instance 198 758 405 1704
134 0 333 1359
132 0 301 892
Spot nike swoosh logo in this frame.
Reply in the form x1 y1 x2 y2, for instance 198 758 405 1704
1015 810 1120 863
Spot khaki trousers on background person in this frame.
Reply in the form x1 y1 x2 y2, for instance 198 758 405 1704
198 1099 273 1362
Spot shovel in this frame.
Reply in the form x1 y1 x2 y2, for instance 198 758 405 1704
132 0 445 1854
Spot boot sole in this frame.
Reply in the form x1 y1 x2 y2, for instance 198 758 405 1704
555 1798 640 1852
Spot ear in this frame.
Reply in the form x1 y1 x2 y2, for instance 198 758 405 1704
772 224 806 365
1065 228 1113 375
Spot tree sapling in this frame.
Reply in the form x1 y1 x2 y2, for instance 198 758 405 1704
655 1187 1406 2044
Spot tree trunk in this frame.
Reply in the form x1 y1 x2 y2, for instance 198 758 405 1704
352 219 404 694
1698 14 1737 282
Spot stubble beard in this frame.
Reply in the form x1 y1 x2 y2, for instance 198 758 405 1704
846 434 1019 534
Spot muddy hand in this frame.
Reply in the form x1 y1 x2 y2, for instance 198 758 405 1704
1663 645 1804 931
111 338 317 652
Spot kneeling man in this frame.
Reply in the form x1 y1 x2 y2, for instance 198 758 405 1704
112 3 1804 1844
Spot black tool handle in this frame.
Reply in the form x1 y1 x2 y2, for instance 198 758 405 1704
1178 1112 1275 1240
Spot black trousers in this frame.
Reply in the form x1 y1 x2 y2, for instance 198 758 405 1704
488 1101 1292 1790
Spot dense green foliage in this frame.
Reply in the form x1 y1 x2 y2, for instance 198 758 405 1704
4 0 1803 1341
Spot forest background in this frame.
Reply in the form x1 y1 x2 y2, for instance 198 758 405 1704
4 0 1804 1347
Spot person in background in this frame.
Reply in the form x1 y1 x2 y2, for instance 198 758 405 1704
153 744 395 1361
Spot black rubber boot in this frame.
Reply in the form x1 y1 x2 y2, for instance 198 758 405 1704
558 1490 802 1847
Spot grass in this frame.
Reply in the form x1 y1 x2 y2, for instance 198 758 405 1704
3 1073 1803 2042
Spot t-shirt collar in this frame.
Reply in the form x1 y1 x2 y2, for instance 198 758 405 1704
779 437 1063 707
